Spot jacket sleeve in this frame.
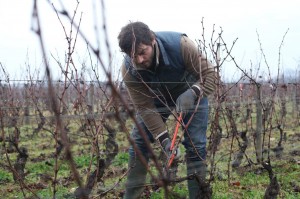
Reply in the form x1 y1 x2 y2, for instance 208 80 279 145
180 36 217 97
121 62 167 138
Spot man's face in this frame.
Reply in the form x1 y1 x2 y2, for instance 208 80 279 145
133 40 156 69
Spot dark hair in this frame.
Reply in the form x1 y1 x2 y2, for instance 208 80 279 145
118 21 155 55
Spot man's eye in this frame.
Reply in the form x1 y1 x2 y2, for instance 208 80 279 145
135 53 143 58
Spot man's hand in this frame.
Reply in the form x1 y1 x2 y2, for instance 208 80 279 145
176 86 202 113
161 137 180 181
176 89 197 113
156 131 180 163
161 138 180 161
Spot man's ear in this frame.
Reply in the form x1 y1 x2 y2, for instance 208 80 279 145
151 39 156 47
150 32 156 46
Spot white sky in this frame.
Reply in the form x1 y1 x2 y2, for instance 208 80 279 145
0 0 299 81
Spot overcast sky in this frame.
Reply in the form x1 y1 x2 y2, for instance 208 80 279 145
0 0 299 81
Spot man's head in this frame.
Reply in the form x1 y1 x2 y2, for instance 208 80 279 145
118 21 156 68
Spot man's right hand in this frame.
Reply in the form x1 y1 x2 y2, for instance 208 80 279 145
161 137 180 181
156 131 180 162
161 138 180 161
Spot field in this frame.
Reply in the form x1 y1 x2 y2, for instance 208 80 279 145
0 81 300 199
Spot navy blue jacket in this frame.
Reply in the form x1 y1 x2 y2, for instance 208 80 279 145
124 31 197 102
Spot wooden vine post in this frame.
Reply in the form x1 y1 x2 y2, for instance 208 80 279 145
255 83 263 163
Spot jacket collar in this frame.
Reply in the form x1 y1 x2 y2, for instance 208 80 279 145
155 37 170 66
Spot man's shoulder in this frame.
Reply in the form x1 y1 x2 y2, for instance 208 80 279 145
155 31 183 34
155 31 186 38
121 57 139 83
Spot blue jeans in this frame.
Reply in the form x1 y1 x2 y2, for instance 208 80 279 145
129 97 209 162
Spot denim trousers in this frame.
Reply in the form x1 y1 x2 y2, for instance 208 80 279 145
128 97 209 162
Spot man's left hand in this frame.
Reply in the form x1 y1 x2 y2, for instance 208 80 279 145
176 89 197 113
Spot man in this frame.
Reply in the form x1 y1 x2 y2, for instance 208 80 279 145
118 21 216 199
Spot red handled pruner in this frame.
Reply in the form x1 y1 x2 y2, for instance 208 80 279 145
168 112 182 167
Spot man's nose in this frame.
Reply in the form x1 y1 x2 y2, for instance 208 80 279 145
136 55 144 64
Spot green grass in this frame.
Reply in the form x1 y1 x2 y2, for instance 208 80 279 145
0 169 12 184
148 183 188 199
112 152 129 167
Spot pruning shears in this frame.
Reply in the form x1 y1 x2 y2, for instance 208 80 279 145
168 112 182 168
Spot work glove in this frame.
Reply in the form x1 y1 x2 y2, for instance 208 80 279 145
161 138 180 161
161 137 180 181
176 86 202 113
156 131 180 161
